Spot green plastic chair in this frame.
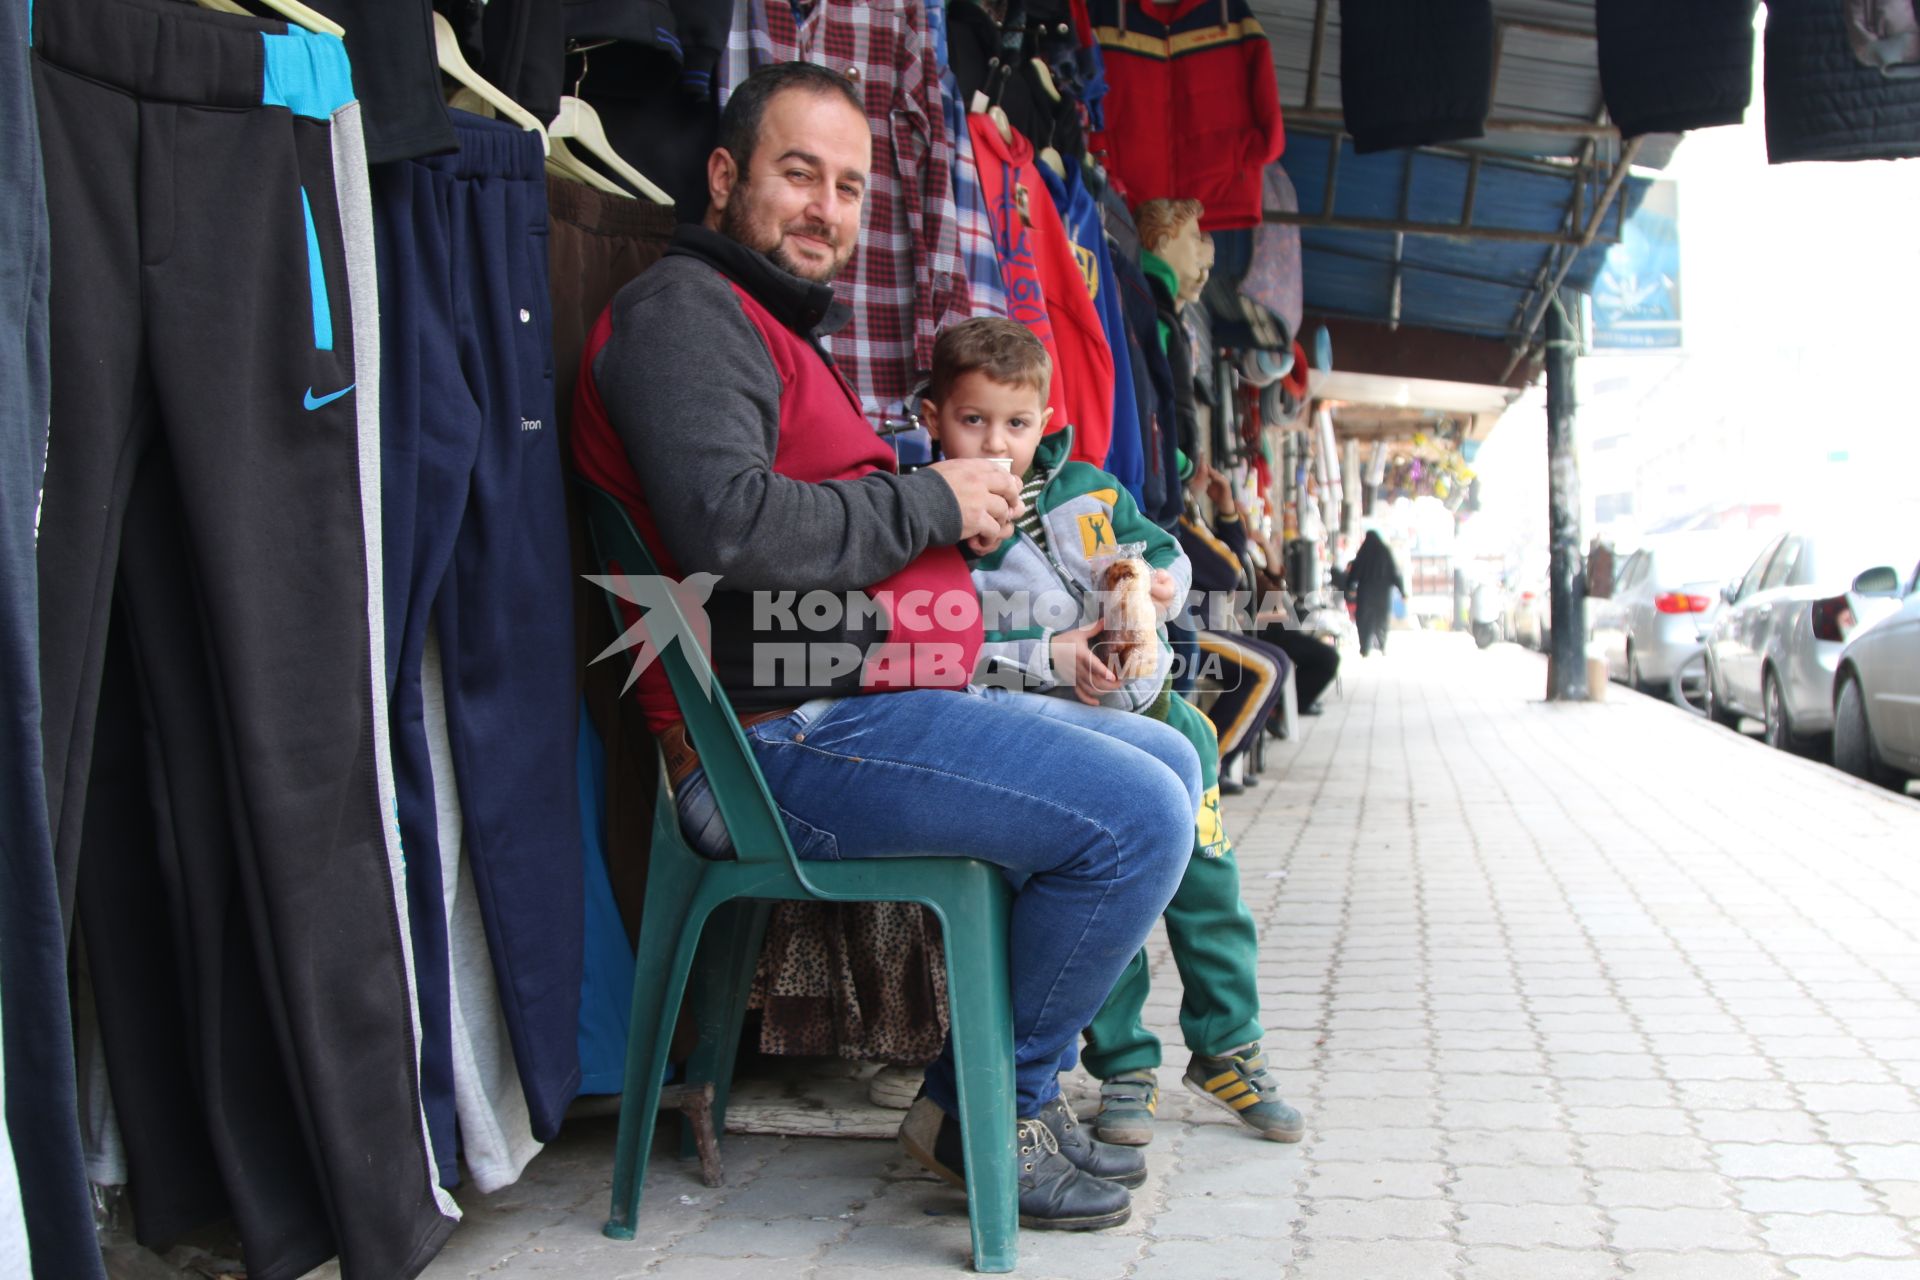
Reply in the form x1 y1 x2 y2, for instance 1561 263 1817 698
577 482 1022 1273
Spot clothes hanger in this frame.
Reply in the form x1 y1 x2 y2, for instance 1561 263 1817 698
432 11 549 153
967 87 1016 148
550 96 672 205
548 140 634 196
445 83 597 192
196 0 344 38
1029 58 1066 178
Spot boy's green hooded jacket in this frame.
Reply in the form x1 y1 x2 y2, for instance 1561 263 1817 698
967 427 1192 712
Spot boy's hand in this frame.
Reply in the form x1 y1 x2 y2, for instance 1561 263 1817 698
966 529 1006 556
928 458 1024 544
1149 569 1179 618
1051 623 1123 705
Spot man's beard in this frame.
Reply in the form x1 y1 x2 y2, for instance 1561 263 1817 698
719 186 846 284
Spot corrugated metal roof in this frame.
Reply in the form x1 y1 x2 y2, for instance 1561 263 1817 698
1281 132 1652 340
1244 0 1674 353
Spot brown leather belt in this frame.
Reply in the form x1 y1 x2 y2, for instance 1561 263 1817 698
658 707 801 789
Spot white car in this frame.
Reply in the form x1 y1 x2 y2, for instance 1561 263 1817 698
1705 531 1915 752
1833 558 1920 788
1590 532 1761 692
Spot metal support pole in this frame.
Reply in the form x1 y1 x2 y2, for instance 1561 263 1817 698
1545 294 1588 701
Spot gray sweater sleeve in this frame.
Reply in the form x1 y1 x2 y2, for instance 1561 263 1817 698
591 259 965 592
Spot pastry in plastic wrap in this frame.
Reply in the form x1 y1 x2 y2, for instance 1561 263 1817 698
1098 552 1159 682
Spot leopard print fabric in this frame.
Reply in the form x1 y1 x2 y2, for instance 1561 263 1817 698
749 901 950 1065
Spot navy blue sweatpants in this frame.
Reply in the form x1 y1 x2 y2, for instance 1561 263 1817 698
4 1 101 1274
373 111 583 1178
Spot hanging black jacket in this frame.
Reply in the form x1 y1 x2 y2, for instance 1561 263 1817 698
1597 0 1757 138
1338 0 1494 154
948 0 1086 164
1113 252 1182 529
1766 0 1920 161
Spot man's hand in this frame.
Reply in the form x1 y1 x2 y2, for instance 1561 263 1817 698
1050 623 1124 705
1150 568 1180 619
928 458 1024 548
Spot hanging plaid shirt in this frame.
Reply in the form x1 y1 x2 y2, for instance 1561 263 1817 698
719 0 770 106
752 0 971 422
925 0 1005 321
950 111 1009 321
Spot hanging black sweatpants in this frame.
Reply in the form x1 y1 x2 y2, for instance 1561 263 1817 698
33 0 458 1275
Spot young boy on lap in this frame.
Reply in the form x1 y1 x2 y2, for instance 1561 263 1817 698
922 317 1303 1148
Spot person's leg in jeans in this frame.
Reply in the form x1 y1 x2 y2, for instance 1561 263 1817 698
733 688 1197 1119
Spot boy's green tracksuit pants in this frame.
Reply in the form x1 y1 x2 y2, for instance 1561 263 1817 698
1082 694 1263 1077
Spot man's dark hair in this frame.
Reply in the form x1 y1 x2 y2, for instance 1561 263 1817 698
716 62 866 170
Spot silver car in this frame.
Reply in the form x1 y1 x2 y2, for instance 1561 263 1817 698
1704 529 1915 752
1591 532 1761 691
1834 558 1920 788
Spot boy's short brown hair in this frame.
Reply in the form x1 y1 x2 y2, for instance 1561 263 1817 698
927 317 1052 406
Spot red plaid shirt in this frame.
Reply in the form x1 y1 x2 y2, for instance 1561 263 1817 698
757 0 970 419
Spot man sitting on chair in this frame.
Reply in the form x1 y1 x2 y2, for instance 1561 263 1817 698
570 61 1197 1232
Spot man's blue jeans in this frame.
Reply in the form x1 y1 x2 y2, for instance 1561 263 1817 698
677 686 1199 1116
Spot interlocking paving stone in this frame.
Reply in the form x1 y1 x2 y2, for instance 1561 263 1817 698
1459 1245 1625 1279
1761 1213 1915 1258
370 636 1920 1279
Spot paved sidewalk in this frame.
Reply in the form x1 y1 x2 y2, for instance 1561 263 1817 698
417 633 1920 1280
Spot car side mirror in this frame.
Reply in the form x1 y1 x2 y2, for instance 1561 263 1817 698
1852 565 1902 597
1721 581 1737 605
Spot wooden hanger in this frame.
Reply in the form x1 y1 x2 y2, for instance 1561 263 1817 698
196 0 344 38
432 11 549 153
550 96 672 205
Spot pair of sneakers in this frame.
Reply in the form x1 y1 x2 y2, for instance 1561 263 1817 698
899 1094 1143 1231
1096 1044 1304 1145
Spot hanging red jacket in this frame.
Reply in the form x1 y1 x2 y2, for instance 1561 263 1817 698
1084 0 1285 231
968 114 1115 466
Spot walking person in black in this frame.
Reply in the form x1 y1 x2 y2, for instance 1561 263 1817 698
1345 530 1407 657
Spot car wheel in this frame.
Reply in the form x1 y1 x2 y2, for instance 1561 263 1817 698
1833 674 1897 788
1627 646 1642 692
1706 654 1741 728
1763 670 1809 756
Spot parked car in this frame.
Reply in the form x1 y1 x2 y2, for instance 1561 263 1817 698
1833 558 1920 789
1590 531 1760 692
1704 530 1915 752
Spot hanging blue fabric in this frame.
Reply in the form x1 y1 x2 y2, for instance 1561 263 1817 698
575 698 636 1095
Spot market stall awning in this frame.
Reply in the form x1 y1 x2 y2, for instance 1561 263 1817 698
1248 0 1675 383
1282 134 1652 343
